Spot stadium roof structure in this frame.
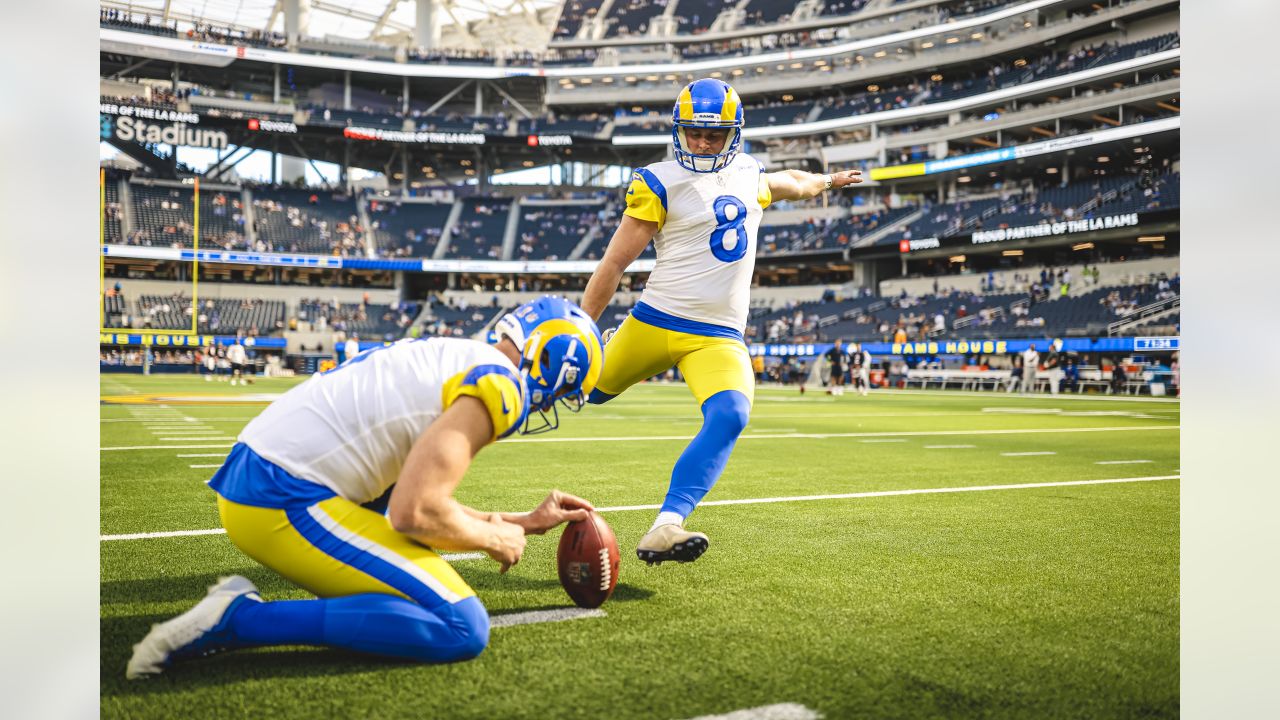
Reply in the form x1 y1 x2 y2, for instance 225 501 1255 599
99 0 563 52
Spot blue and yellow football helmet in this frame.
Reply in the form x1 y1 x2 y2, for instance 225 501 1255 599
671 78 745 173
495 296 604 434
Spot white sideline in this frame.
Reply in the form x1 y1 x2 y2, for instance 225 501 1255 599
684 704 821 720
100 424 1179 452
488 607 605 628
99 475 1179 541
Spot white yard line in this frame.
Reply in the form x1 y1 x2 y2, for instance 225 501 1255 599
188 464 223 469
99 475 1179 541
102 417 255 423
503 425 1179 444
104 444 235 451
151 431 222 435
488 607 606 628
684 704 821 720
1001 451 1058 457
1096 459 1154 465
925 444 977 449
100 425 1179 452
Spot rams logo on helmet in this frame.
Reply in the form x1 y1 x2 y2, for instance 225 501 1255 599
495 296 604 434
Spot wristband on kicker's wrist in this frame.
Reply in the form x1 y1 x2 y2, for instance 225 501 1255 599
823 174 834 190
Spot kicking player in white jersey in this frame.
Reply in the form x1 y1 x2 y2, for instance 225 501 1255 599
581 78 862 565
127 297 604 677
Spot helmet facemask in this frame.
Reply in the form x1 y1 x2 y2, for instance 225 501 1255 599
519 333 590 435
672 124 742 173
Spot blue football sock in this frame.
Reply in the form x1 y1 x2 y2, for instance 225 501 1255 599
227 594 489 663
662 389 751 518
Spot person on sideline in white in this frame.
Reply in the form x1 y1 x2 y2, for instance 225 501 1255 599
1021 343 1041 394
345 335 361 366
227 339 248 386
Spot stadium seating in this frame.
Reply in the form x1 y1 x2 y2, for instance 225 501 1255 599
798 207 920 252
447 198 512 260
883 172 1181 248
418 299 507 338
553 0 607 40
742 0 799 26
252 188 364 255
516 114 608 138
675 0 736 35
135 295 286 335
128 184 248 251
572 200 657 260
367 200 452 258
746 273 1177 344
606 0 671 38
609 32 1179 136
514 202 608 260
298 300 421 340
104 179 122 243
819 0 872 18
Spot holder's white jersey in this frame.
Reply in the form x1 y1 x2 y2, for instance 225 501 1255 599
623 153 771 334
237 337 525 504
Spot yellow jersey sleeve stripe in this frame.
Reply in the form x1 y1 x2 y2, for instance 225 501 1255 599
623 168 668 230
441 364 527 441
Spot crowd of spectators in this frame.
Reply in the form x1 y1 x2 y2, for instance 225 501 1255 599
100 8 286 48
252 189 364 256
447 199 511 260
515 202 614 261
366 199 451 258
297 297 420 340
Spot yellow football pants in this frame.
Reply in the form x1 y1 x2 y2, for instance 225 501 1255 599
595 314 755 406
217 495 476 609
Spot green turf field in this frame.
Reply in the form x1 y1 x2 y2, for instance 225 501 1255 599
100 374 1179 719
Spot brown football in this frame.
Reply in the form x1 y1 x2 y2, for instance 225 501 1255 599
556 511 620 609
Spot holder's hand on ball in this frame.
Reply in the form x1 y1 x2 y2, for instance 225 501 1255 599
521 490 596 536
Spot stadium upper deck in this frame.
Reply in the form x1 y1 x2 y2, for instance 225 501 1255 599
99 0 1179 283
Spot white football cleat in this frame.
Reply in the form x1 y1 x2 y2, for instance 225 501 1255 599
126 575 259 680
636 524 709 565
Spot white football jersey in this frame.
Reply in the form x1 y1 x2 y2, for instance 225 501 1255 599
236 337 525 504
623 153 771 334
